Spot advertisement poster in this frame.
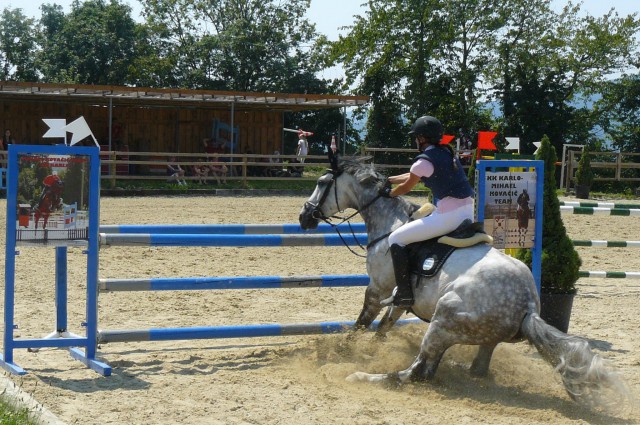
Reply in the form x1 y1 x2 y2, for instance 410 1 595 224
483 171 537 249
15 153 91 246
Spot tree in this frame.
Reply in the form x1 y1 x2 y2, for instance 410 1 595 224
0 7 38 81
37 0 140 85
489 2 640 154
140 0 326 93
596 74 640 154
327 0 518 149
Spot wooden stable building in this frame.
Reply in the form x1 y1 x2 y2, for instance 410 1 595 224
0 82 368 156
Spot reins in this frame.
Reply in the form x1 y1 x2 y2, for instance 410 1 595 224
308 169 388 258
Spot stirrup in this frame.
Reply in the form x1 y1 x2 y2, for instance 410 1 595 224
380 287 413 307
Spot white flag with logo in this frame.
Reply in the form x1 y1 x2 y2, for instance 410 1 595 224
64 116 99 147
42 119 68 138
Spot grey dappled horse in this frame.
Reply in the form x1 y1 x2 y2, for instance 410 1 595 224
299 155 627 409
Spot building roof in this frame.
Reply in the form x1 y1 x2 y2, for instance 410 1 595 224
0 81 369 111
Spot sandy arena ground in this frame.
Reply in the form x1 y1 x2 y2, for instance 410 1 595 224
0 194 638 424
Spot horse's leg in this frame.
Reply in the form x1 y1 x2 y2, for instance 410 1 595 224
347 320 453 385
348 291 488 385
354 285 385 331
470 343 497 377
374 306 406 338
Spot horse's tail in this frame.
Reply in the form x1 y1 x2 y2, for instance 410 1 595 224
521 311 631 412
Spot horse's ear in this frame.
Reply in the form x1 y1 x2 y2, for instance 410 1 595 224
327 146 339 172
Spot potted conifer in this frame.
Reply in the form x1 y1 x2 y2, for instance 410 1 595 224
574 150 594 199
516 135 581 332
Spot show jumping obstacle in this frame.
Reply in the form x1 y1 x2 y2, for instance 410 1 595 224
561 204 640 278
96 223 419 346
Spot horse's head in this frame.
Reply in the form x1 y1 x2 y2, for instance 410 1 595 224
299 154 384 230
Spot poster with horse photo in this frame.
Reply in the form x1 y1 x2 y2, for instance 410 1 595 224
15 153 91 246
482 171 538 249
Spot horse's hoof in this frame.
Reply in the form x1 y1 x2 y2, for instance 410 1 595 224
346 372 367 383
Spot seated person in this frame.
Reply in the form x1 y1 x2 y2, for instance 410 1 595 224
192 160 210 185
167 157 187 185
267 150 284 177
208 155 228 185
288 158 304 177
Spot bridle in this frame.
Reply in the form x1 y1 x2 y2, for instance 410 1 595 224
303 168 386 257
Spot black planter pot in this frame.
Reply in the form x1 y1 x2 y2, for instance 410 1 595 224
575 184 590 199
540 292 575 333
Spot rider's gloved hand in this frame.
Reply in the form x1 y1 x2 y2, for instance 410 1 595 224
378 181 393 198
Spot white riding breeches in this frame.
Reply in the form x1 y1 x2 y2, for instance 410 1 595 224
388 203 475 247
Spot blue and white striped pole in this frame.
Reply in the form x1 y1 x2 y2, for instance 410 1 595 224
100 274 370 292
99 223 367 235
99 233 369 247
97 318 424 344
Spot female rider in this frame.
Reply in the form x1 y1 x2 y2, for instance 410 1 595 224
379 116 474 307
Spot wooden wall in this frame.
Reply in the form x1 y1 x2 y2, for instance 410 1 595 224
0 99 285 155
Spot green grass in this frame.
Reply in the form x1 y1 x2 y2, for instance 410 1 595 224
0 398 37 425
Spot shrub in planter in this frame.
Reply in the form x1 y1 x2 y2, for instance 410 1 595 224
574 151 594 199
516 135 581 331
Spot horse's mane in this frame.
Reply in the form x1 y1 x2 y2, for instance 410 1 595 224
337 156 385 188
337 155 421 215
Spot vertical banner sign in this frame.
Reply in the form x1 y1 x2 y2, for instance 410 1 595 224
475 159 544 295
484 171 537 249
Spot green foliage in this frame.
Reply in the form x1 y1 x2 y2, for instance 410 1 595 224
139 0 322 93
596 74 640 153
0 399 35 425
467 154 477 187
328 0 510 145
491 2 640 155
0 8 38 81
516 135 581 294
574 151 594 187
37 0 139 85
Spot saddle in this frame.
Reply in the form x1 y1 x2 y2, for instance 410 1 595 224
406 220 492 277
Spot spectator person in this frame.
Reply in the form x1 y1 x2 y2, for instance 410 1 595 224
192 159 210 185
458 128 473 165
296 133 309 163
202 138 215 155
267 150 283 177
2 128 15 154
208 155 228 185
167 156 187 185
288 158 304 177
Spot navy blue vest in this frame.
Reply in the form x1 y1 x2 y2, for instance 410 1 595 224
415 147 474 200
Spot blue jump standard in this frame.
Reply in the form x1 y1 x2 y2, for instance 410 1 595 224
99 233 369 247
99 274 371 291
99 223 367 235
97 318 424 344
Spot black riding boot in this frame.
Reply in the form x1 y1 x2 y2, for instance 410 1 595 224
388 243 413 307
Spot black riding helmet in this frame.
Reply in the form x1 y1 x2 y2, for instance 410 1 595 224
408 116 443 143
